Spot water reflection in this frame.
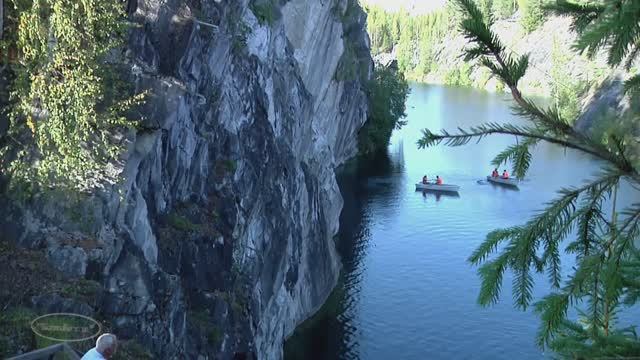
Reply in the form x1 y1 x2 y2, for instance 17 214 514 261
419 190 461 202
285 151 400 360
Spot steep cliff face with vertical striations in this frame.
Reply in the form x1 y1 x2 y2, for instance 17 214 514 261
0 0 372 359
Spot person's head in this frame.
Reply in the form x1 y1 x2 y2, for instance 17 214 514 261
494 168 498 171
503 169 507 172
436 175 440 178
96 333 117 358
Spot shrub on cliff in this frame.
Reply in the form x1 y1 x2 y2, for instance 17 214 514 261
358 64 410 155
1 0 145 193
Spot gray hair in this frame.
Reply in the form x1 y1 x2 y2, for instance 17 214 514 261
96 333 117 353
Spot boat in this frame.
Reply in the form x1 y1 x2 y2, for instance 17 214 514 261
486 176 519 188
415 182 460 193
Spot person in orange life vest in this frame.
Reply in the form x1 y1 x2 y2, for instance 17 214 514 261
436 175 443 185
491 168 499 177
422 175 429 184
502 170 509 179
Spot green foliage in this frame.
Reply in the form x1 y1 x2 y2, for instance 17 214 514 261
419 0 640 357
477 0 494 20
550 37 589 124
207 327 222 347
188 310 223 347
335 41 359 82
358 65 410 155
112 341 153 360
168 214 201 233
222 159 237 173
3 0 145 192
0 307 36 357
547 0 640 94
443 63 473 87
249 0 277 26
365 5 452 79
518 0 545 33
492 0 518 19
60 279 101 304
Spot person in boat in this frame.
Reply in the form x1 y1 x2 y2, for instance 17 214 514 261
491 168 499 177
502 170 510 179
436 175 443 185
422 175 428 184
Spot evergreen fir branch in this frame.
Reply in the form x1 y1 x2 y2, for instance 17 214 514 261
417 123 618 166
624 42 640 70
571 1 640 68
545 0 606 33
513 260 536 310
604 2 640 67
490 138 538 180
477 253 509 306
468 227 521 265
542 231 562 288
469 172 622 310
621 249 640 306
567 182 614 258
535 293 571 347
624 73 640 95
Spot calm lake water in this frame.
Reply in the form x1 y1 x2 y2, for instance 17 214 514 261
284 84 639 359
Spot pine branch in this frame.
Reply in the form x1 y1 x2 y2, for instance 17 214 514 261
543 231 562 288
417 123 625 168
535 293 571 347
477 253 509 306
468 227 521 265
470 172 622 310
624 73 640 95
491 138 538 180
545 0 606 33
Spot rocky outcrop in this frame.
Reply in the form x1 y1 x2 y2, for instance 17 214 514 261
0 0 372 359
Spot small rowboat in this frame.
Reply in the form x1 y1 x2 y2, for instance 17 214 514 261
415 182 460 193
486 176 519 188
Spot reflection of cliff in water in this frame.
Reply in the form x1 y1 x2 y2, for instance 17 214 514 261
284 149 406 360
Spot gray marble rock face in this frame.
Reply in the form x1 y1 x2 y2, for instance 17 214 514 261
0 0 372 359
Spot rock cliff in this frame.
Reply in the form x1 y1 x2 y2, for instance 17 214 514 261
0 0 372 359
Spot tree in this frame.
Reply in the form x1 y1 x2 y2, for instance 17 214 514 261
549 37 587 124
418 0 640 357
518 0 545 33
2 0 144 192
477 0 494 21
547 0 640 94
492 0 518 19
396 26 414 73
359 64 410 155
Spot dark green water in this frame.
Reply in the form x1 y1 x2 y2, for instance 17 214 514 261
284 84 639 360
